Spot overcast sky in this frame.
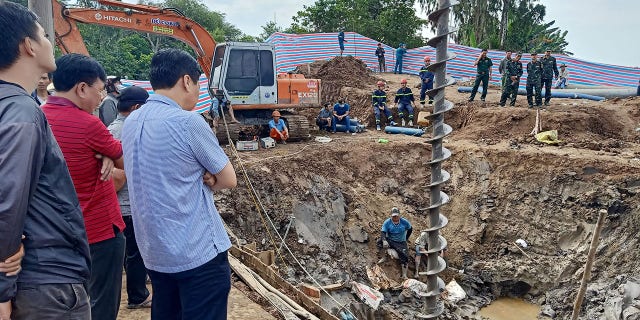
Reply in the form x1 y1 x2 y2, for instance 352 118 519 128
126 0 640 67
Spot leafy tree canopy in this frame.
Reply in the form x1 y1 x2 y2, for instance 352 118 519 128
417 0 570 54
288 0 427 48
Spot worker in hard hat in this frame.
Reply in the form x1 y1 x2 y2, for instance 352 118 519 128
268 110 289 143
419 56 435 105
372 81 396 131
377 207 413 279
393 79 416 127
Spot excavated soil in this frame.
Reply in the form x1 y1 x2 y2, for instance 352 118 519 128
118 57 640 319
212 57 640 320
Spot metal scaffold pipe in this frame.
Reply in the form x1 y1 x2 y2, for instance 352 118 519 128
418 0 457 318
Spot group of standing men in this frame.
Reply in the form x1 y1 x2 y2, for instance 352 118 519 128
468 48 562 107
0 2 236 320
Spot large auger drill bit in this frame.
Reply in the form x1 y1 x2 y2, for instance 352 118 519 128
418 0 457 318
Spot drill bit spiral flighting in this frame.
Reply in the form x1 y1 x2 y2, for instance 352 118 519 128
418 0 457 318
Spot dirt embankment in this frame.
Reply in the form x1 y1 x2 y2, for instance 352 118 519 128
214 56 640 319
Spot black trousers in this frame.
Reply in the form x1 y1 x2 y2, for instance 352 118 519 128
13 283 91 320
123 215 150 305
541 77 553 102
469 73 489 100
376 238 409 265
148 251 231 320
526 81 542 106
89 231 125 320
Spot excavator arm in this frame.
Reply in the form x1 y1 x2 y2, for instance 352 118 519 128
52 0 215 77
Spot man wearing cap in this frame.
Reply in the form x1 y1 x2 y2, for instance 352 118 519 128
540 49 559 106
419 56 435 105
499 52 523 107
526 53 543 108
468 49 493 102
269 110 289 143
555 64 569 89
498 51 512 89
377 208 413 278
338 29 347 56
372 81 396 131
375 43 386 72
107 86 152 310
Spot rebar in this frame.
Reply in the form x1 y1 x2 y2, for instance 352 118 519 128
418 0 457 318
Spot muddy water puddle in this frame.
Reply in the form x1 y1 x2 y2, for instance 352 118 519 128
478 297 541 320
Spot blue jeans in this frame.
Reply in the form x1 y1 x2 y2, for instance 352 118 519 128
555 78 566 89
332 115 351 132
394 59 403 74
148 251 231 320
420 82 433 103
397 102 414 120
373 105 393 124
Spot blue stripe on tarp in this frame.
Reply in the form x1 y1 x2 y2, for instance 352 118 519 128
119 33 640 114
267 32 640 88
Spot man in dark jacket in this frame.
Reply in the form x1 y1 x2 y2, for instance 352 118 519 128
540 49 559 106
394 79 416 127
372 81 396 130
526 53 543 108
375 43 386 72
499 52 523 107
419 56 435 105
0 2 91 319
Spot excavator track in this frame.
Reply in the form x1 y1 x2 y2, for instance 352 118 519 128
283 115 310 142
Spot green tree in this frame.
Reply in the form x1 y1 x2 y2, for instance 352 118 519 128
289 0 426 48
417 0 570 54
258 21 283 41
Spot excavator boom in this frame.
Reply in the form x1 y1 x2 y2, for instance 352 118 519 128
52 0 214 77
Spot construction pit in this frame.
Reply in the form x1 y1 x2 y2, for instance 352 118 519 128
120 57 640 320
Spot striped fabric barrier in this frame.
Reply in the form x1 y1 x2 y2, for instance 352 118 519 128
267 32 640 88
121 75 211 114
119 32 639 114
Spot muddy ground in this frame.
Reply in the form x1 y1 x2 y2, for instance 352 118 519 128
212 57 640 320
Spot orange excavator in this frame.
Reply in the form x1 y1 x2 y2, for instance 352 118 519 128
52 0 319 141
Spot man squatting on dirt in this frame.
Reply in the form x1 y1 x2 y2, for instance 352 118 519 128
377 208 413 278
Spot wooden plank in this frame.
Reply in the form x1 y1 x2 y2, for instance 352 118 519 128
229 246 339 320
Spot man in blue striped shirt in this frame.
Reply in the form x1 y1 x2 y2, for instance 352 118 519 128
122 49 237 320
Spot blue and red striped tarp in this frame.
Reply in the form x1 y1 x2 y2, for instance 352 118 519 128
121 32 640 113
267 32 640 88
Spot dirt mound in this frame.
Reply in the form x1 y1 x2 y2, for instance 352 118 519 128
295 56 379 90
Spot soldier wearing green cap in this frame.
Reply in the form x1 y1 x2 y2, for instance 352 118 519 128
499 52 523 107
526 53 543 107
540 49 559 105
468 49 493 102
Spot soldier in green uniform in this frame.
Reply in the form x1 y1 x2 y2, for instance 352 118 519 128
526 53 543 108
468 49 493 102
499 52 523 107
540 49 559 106
499 51 512 89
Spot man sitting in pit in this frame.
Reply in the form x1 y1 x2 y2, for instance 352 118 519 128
377 207 413 279
316 103 332 132
269 110 289 144
414 230 446 278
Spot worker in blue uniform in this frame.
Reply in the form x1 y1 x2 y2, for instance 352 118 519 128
419 56 435 105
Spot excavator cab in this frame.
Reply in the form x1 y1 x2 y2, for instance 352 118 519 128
210 42 278 105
